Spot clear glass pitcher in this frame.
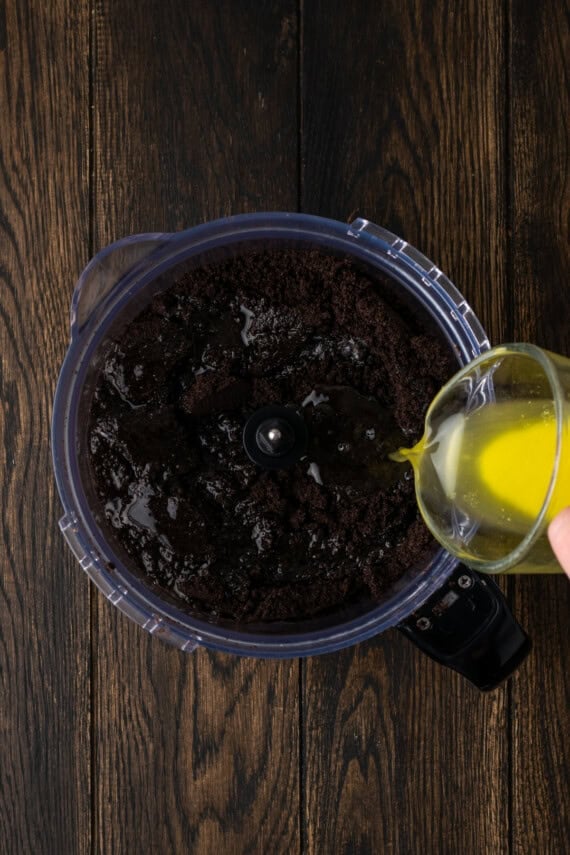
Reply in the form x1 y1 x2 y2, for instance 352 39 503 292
394 343 570 574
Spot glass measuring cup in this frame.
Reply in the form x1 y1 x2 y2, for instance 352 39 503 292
393 343 570 574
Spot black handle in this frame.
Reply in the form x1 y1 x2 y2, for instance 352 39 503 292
398 565 531 691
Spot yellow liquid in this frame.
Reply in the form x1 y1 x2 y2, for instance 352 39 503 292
393 400 570 570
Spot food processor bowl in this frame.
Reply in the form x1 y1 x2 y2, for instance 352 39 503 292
52 214 529 687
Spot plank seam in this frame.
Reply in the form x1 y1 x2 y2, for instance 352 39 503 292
298 2 306 850
505 2 514 853
297 0 304 215
88 2 97 854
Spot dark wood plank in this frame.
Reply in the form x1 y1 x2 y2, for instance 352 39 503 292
302 2 510 852
92 3 300 852
301 0 509 345
509 1 570 850
0 2 91 853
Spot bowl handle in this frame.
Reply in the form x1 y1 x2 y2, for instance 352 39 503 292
71 233 171 334
398 565 530 690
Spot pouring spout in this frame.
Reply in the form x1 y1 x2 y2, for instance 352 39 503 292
389 444 420 464
389 448 411 463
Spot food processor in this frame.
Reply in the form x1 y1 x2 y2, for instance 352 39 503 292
52 213 530 689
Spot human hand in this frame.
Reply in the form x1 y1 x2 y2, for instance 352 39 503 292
547 508 570 578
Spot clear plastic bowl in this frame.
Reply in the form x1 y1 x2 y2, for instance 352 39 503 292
52 213 490 655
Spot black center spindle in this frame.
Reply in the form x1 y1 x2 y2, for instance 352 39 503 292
243 405 308 470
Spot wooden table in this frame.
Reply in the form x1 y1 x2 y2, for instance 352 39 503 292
1 2 569 852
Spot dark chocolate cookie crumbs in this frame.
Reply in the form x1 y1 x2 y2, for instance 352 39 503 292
83 249 455 622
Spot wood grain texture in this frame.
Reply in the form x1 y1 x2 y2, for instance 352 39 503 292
91 2 300 853
509 1 570 851
302 2 510 852
304 639 509 854
1 1 568 852
0 2 91 853
301 0 509 344
93 0 299 239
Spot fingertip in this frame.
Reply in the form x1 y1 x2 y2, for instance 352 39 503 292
547 507 570 577
548 506 570 539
